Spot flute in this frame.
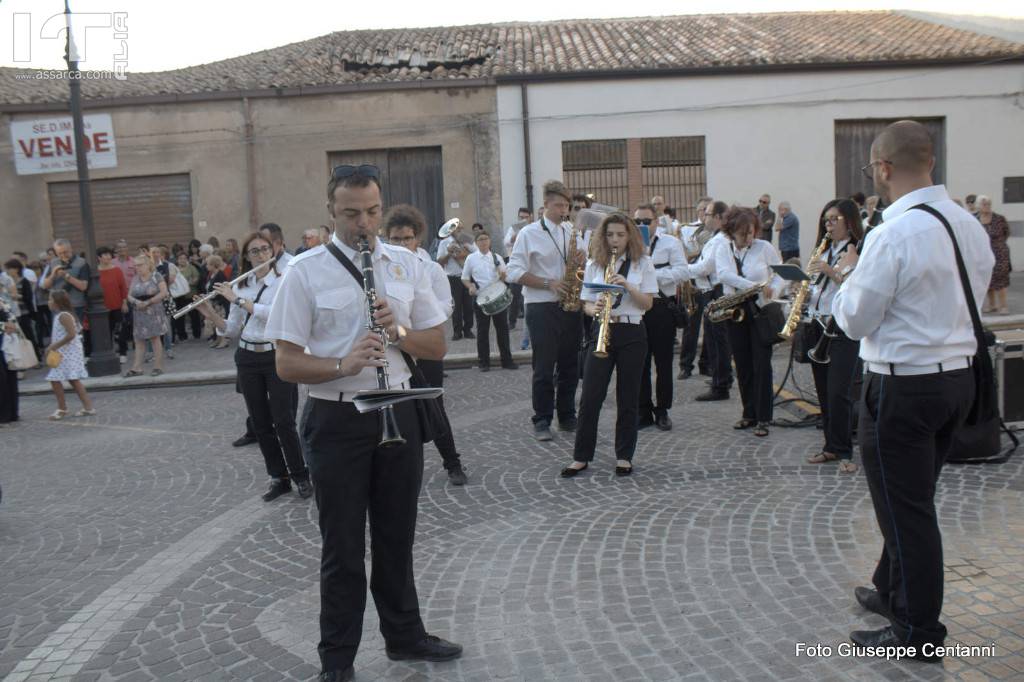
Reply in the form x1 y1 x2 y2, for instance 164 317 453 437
172 256 277 319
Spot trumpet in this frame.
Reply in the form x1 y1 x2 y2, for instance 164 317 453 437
173 256 277 319
593 248 618 358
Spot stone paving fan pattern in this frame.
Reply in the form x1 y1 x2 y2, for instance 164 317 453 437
0 367 1021 681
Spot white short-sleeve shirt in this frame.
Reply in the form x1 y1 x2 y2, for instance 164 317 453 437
264 235 446 401
580 254 658 318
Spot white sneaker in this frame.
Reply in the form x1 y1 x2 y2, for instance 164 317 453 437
166 350 175 359
119 355 127 364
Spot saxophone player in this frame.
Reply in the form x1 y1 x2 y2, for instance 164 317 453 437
507 180 585 441
805 199 863 474
561 214 657 478
714 207 784 437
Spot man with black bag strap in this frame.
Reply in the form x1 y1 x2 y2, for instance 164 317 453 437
265 164 462 682
832 121 994 663
635 204 689 430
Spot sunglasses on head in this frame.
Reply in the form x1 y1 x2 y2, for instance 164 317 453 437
331 164 381 181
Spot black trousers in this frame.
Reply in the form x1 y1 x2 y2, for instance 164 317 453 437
525 302 582 425
0 334 18 423
508 283 524 326
235 348 308 481
640 299 676 418
860 369 973 648
448 276 473 336
171 295 192 341
706 288 734 391
106 309 129 357
473 303 513 367
302 398 426 671
679 290 708 372
727 317 773 423
574 323 647 462
34 307 52 348
807 324 860 458
418 358 461 470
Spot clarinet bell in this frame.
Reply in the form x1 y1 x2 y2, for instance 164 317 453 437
378 405 406 448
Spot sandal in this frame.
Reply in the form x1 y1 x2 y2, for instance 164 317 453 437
733 418 756 430
808 451 839 464
76 408 97 417
839 460 859 474
49 409 68 421
615 464 633 476
123 369 143 378
753 422 769 437
150 368 164 377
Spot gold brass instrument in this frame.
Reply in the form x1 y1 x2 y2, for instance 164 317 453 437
779 235 830 340
679 281 698 317
593 248 618 358
704 283 766 324
173 256 277 319
559 222 584 312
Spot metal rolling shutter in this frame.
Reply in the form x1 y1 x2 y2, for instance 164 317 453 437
834 118 945 199
48 174 194 252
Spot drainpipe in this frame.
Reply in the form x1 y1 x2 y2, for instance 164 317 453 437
520 83 534 213
243 97 258 229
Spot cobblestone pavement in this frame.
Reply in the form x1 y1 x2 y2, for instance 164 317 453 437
1 361 1022 682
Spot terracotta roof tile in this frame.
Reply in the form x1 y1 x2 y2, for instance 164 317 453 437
1 11 1021 106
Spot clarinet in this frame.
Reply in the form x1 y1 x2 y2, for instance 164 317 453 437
357 236 405 447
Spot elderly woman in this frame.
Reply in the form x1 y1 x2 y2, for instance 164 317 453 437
978 195 1011 315
124 254 169 377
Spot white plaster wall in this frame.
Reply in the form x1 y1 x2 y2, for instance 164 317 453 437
498 63 1024 260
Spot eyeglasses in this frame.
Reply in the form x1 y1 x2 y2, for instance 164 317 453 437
247 245 273 257
860 159 892 180
824 216 842 224
331 164 381 181
390 235 417 244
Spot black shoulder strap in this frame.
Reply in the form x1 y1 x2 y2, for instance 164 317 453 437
325 241 364 287
611 258 631 309
324 240 427 384
242 278 271 328
911 204 985 349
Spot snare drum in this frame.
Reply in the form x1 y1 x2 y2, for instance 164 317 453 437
477 280 512 316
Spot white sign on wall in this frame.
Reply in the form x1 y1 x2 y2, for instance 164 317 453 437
10 113 118 175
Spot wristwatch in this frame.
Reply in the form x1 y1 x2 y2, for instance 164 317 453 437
236 297 248 308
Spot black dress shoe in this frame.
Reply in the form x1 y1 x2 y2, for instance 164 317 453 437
386 634 463 662
463 331 475 339
850 626 942 663
501 361 519 370
695 390 729 402
655 414 672 431
479 365 491 372
560 463 588 478
296 479 314 499
261 478 292 502
533 423 553 441
637 415 655 429
233 433 257 447
677 369 692 380
318 668 354 682
447 465 468 486
854 586 893 620
558 417 578 432
451 333 463 341
615 464 633 476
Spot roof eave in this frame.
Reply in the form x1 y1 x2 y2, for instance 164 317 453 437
0 76 497 114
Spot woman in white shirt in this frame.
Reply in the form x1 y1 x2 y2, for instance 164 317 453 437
562 214 658 478
805 199 864 473
715 207 784 437
196 233 312 502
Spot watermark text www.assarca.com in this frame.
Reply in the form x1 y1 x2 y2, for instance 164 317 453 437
9 11 128 80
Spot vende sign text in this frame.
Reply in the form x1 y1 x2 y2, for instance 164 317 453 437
11 113 118 175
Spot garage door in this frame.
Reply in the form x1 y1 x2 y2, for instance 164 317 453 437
48 174 194 252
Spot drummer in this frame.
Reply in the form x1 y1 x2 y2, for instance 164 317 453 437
461 232 518 372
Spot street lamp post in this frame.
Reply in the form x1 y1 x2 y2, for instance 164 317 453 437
64 0 118 376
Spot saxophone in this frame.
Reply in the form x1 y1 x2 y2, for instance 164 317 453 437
593 248 618 358
778 235 830 340
559 223 584 312
705 283 766 323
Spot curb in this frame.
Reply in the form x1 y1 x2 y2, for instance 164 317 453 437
17 350 533 397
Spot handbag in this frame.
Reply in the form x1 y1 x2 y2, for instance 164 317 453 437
3 330 38 370
168 269 189 298
46 348 63 368
400 351 451 444
913 204 997 427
